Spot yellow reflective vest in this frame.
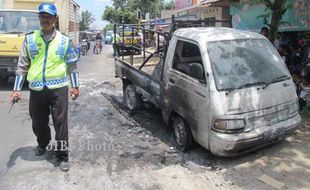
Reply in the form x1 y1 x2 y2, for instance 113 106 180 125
26 30 69 91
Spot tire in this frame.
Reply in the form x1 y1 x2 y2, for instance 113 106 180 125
81 46 86 56
172 115 194 151
124 84 142 110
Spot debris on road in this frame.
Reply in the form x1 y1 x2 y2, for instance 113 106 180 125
259 174 285 189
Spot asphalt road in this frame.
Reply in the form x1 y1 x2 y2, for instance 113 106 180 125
0 42 309 190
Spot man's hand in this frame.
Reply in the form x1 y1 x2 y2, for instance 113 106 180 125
70 87 79 100
9 91 21 104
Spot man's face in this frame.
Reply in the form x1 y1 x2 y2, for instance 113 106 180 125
38 13 56 31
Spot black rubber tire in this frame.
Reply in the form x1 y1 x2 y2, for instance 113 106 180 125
124 84 142 110
172 115 194 151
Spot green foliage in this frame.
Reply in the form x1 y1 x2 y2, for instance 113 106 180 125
248 0 292 43
163 0 175 10
102 0 166 24
102 5 136 24
105 23 114 30
79 10 95 31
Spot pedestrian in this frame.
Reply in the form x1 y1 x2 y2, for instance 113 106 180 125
260 26 269 39
153 27 165 51
9 3 79 172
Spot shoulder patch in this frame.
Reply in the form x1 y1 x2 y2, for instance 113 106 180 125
61 32 68 37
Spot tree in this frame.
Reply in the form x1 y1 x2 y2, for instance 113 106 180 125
79 10 95 31
163 0 175 10
250 0 292 43
102 6 136 24
102 0 165 24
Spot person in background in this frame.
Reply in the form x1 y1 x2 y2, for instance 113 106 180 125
93 32 103 53
260 27 269 39
9 3 79 172
112 32 121 56
153 27 165 51
81 32 90 50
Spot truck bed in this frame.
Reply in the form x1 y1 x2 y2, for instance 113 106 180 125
115 56 162 107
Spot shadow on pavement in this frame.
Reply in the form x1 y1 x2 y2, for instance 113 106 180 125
5 146 59 175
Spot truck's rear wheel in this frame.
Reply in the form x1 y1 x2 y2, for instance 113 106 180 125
124 84 142 110
172 115 194 151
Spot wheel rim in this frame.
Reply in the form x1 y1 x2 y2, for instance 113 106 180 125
174 118 185 147
125 87 136 110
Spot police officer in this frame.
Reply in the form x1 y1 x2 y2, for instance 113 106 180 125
9 3 79 172
112 33 121 56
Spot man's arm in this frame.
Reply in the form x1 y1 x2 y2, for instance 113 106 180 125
66 40 80 99
10 36 30 103
13 38 30 91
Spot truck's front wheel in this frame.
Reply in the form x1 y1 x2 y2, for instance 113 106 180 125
172 115 194 151
124 84 142 110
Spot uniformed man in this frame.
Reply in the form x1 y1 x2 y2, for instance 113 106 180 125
9 3 79 172
112 33 121 56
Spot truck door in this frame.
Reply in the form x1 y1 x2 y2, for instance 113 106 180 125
164 40 209 142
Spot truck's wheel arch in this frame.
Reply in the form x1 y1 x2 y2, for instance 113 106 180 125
122 78 132 92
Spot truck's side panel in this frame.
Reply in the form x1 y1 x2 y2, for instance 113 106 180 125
115 58 161 106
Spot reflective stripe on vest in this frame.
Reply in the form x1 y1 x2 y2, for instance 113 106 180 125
26 30 69 91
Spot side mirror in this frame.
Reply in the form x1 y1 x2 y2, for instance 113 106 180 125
189 62 205 83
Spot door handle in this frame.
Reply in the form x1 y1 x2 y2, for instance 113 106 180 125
169 78 175 84
195 90 206 98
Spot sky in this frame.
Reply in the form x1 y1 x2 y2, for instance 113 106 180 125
75 0 113 30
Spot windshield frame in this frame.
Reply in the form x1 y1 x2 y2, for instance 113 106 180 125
207 38 291 92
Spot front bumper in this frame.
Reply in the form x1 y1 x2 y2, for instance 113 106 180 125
0 66 16 75
210 114 301 157
0 57 18 75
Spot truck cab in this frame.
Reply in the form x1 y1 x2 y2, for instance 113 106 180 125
0 10 40 83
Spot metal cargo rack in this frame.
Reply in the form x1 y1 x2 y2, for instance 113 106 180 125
113 15 232 70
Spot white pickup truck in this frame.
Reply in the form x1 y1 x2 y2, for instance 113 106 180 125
115 21 301 156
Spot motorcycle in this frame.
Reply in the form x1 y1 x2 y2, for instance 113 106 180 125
81 39 88 56
94 40 102 54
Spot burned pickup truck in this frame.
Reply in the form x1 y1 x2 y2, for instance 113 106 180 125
114 18 301 156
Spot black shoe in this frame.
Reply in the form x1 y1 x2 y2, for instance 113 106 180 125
35 146 46 156
59 160 70 172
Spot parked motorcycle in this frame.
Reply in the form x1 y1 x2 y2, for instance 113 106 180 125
81 39 88 56
94 40 102 54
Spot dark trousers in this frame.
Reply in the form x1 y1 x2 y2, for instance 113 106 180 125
113 43 119 56
29 86 69 161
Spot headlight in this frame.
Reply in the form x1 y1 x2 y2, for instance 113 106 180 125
289 102 299 114
213 119 246 133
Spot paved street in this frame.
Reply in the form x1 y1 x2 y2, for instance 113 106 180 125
0 43 309 190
